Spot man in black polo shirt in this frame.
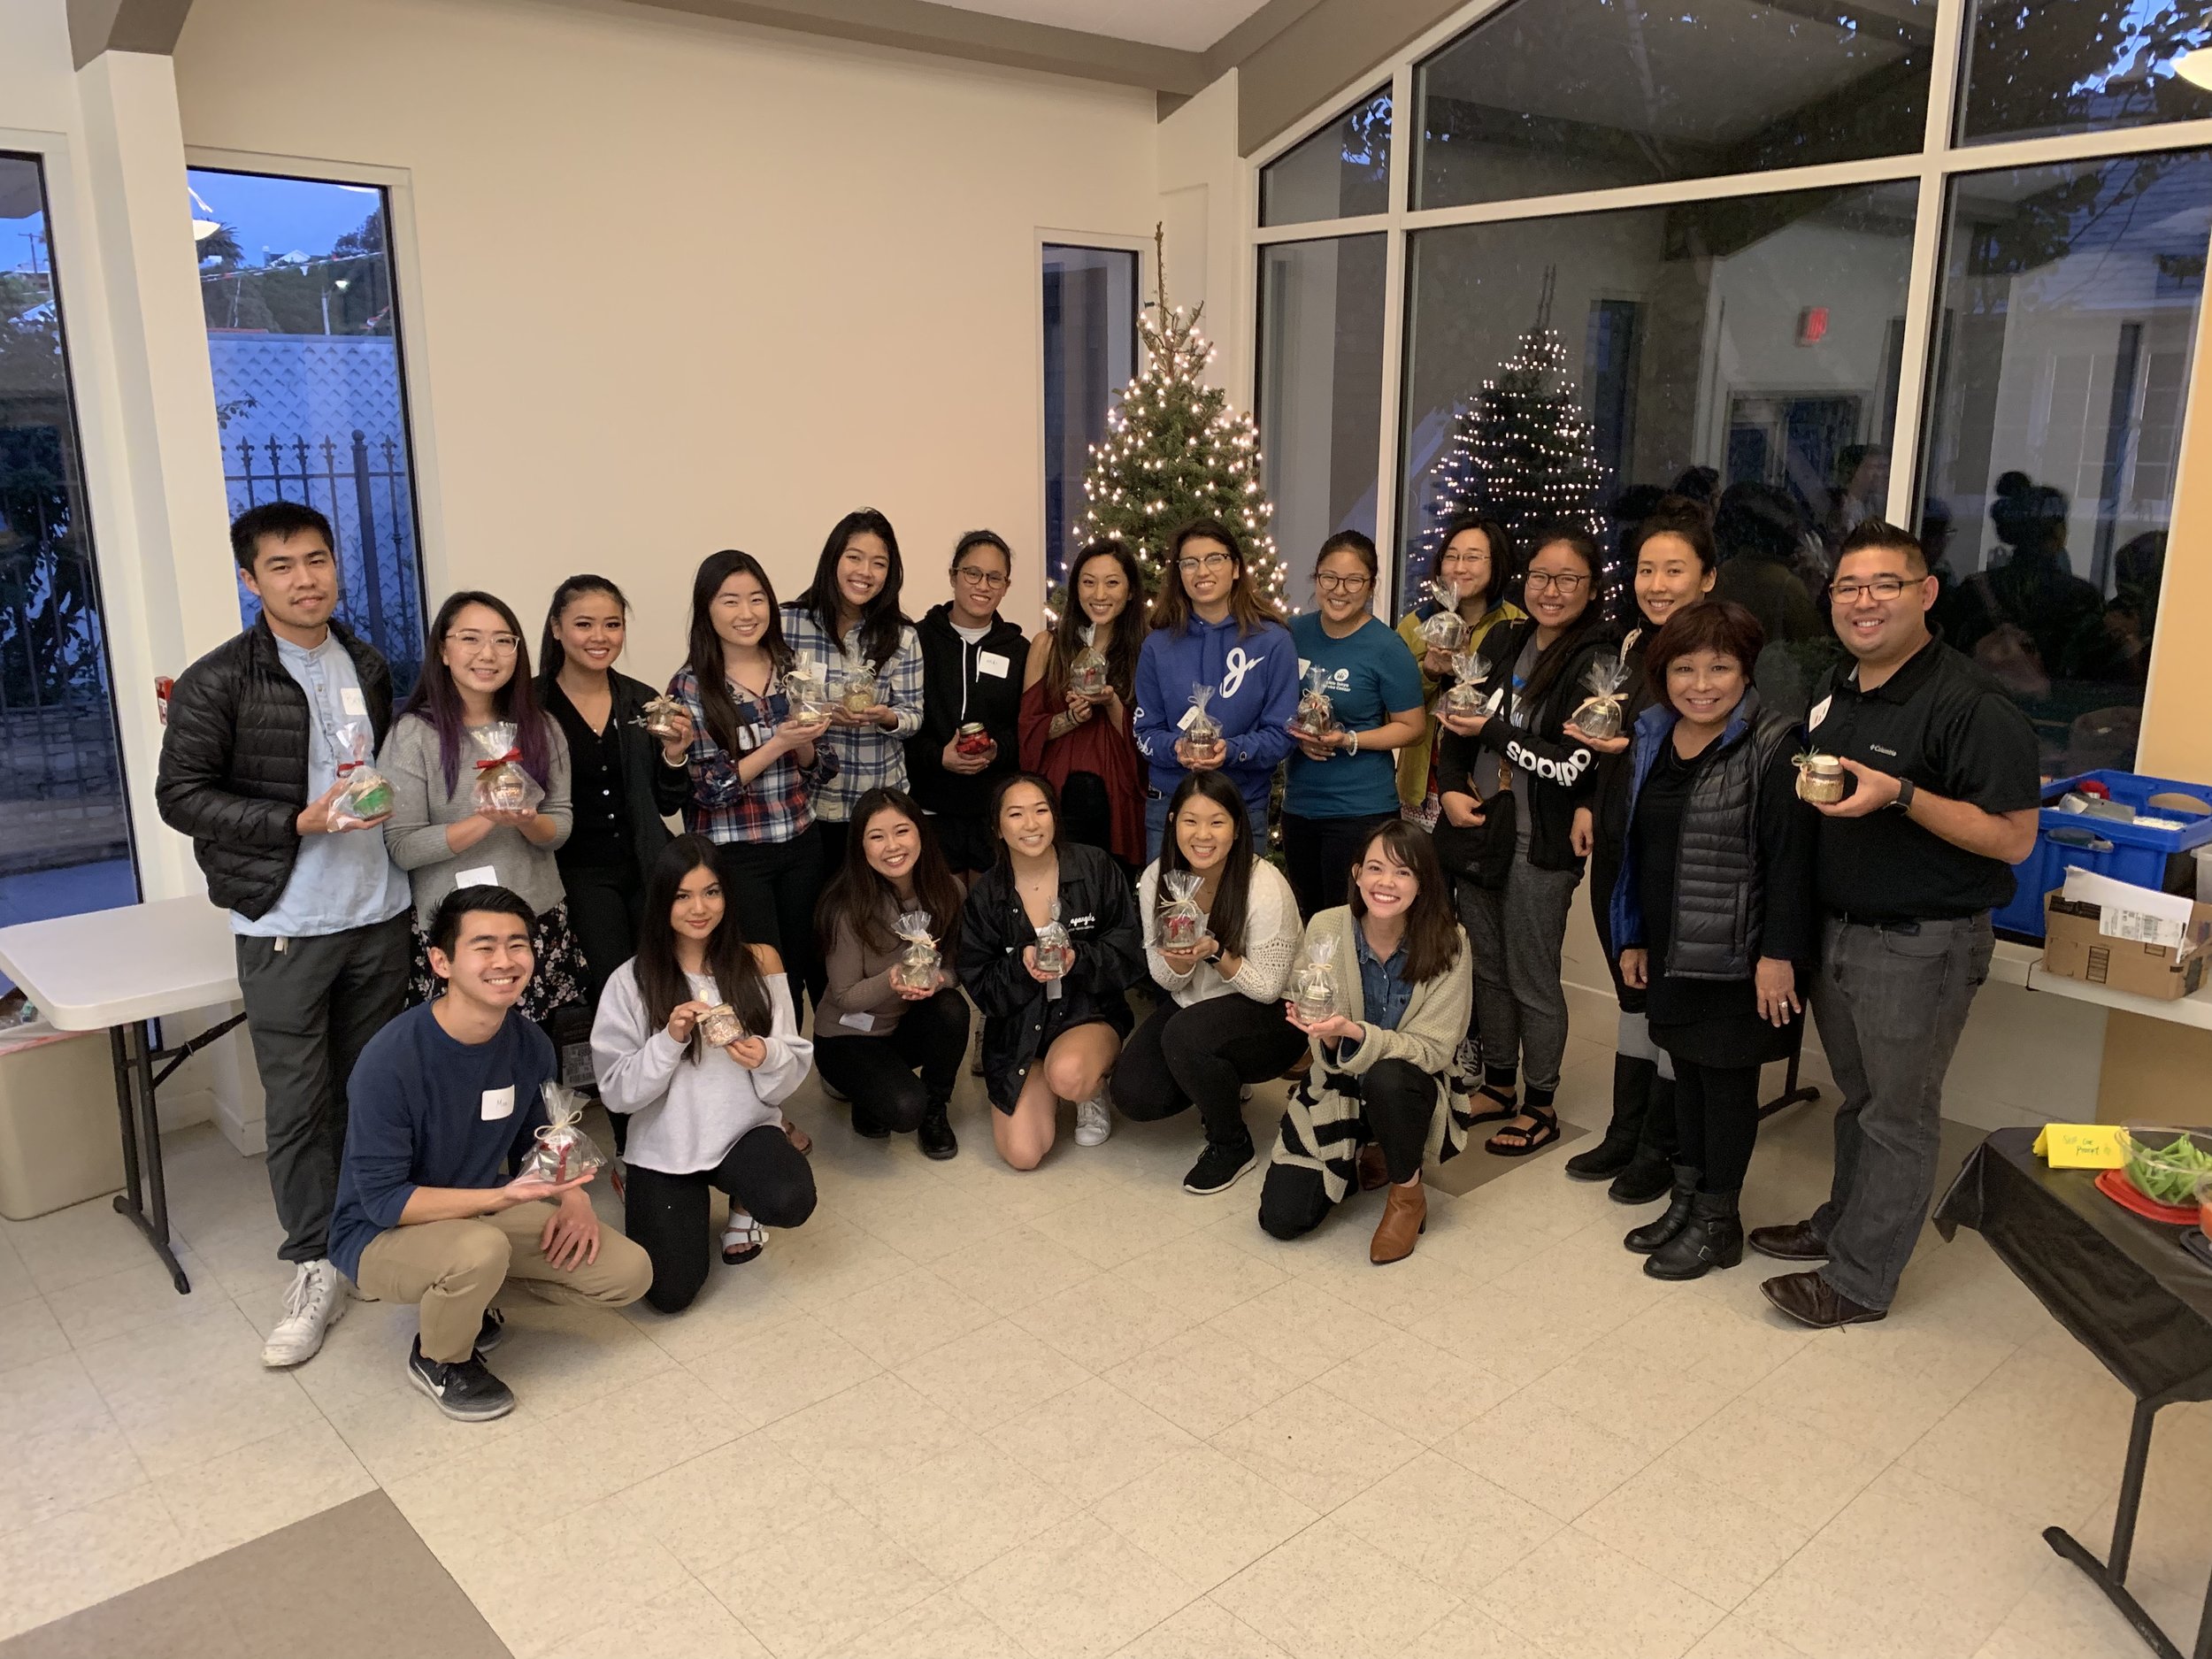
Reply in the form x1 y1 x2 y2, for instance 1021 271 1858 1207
1754 520 2039 1329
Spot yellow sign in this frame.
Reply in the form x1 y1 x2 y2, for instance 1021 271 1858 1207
2032 1124 2129 1169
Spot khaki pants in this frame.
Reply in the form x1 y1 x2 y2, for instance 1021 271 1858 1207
354 1202 653 1363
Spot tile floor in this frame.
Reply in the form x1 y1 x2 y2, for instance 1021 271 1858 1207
2 1031 2208 1659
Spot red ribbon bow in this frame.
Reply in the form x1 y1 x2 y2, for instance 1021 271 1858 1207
474 748 522 772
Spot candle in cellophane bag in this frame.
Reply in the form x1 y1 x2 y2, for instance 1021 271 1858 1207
889 911 943 994
1157 870 1207 952
1292 666 1336 739
1291 933 1340 1025
471 723 543 815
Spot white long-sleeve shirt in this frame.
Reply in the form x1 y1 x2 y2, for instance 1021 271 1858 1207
590 960 813 1174
1137 856 1301 1008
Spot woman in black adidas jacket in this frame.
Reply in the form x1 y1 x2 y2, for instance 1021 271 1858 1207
1436 526 1617 1158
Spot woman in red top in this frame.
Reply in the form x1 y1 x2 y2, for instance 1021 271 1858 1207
1019 541 1145 872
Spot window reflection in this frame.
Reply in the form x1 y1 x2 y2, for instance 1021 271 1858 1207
1413 0 1932 211
1260 90 1392 228
1961 0 2212 144
1042 244 1138 584
1921 150 2212 773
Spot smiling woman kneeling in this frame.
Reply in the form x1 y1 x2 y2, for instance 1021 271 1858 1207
1260 821 1475 1263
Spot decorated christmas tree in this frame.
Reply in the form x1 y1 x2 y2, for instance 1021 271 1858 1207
1421 272 1608 564
1073 226 1286 609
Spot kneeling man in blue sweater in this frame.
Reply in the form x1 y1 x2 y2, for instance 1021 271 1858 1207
327 885 652 1420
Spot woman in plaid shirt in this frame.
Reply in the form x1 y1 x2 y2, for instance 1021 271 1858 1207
780 509 925 895
669 549 837 1035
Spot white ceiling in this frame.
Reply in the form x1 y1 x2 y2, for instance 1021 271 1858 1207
933 0 1277 53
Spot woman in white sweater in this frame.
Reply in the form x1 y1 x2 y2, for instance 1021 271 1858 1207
592 833 816 1313
1111 772 1306 1194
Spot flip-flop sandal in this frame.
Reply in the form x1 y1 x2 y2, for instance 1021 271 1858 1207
783 1121 813 1156
721 1212 765 1265
1465 1086 1519 1126
1486 1107 1560 1158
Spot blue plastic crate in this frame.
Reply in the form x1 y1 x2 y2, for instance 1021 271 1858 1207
1994 769 2212 940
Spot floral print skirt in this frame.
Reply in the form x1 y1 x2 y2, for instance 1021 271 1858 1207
403 899 588 1023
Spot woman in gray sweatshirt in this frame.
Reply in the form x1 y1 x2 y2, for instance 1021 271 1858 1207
380 591 578 1018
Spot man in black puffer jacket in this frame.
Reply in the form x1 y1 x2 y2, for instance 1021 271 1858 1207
157 502 412 1371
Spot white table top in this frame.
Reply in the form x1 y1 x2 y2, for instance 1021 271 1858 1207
0 898 240 1031
2024 958 2212 1030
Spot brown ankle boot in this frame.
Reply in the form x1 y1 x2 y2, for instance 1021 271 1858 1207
1356 1143 1388 1193
1370 1179 1426 1264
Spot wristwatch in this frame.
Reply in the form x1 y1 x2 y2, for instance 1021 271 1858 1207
1893 776 1916 813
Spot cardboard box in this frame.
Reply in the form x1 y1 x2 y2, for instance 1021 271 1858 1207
2042 888 2212 1000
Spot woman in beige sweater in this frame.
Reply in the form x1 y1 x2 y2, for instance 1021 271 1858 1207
1263 819 1474 1263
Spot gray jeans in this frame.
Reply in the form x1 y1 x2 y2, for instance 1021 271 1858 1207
1456 849 1582 1094
234 912 411 1264
1808 911 1993 1310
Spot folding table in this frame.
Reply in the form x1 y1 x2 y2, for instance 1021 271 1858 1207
0 897 243 1294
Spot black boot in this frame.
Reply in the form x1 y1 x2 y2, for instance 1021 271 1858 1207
917 1094 958 1161
1624 1165 1700 1255
1645 1189 1745 1280
1608 1074 1678 1204
1565 1055 1656 1181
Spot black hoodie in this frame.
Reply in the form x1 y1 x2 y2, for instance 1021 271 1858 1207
905 602 1029 820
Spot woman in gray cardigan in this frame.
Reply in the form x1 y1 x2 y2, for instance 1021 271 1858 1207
1262 818 1474 1264
380 591 579 1018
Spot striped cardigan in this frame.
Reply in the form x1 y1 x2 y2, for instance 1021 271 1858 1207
1267 904 1476 1207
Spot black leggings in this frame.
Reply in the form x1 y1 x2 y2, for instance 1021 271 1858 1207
1112 994 1306 1146
1279 810 1394 919
813 988 971 1132
1668 1056 1761 1194
713 828 823 1021
561 862 645 1152
1258 1057 1435 1240
625 1125 817 1314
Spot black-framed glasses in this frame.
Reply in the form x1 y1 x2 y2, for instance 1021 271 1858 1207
1525 570 1590 594
1314 572 1372 594
1178 552 1234 574
955 566 1010 588
1831 576 1916 603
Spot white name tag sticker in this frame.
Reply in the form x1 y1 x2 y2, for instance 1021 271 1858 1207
838 1011 877 1032
455 866 498 889
1297 657 1311 677
977 651 1010 679
340 687 368 718
480 1086 515 1121
1807 695 1832 733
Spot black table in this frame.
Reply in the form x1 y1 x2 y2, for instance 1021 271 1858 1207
1935 1126 2212 1659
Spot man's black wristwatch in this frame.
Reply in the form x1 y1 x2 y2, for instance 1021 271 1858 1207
1893 776 1916 813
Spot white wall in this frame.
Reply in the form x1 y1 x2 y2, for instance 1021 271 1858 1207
1157 72 1247 400
170 0 1166 669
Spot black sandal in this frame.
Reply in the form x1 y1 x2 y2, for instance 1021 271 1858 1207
1466 1086 1519 1125
1486 1105 1560 1157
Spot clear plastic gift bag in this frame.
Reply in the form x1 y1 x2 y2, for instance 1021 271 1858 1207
1070 643 1110 699
637 694 687 741
1568 656 1631 741
471 723 544 816
518 1083 605 1184
698 1003 747 1048
1418 580 1469 656
1291 933 1340 1025
1292 665 1337 738
780 662 832 724
1444 649 1486 716
1157 869 1207 951
327 718 395 829
1032 897 1073 980
837 664 879 717
1183 685 1224 759
889 910 943 994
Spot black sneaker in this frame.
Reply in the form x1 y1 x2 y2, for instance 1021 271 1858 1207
408 1337 516 1422
474 1307 506 1355
1183 1137 1257 1195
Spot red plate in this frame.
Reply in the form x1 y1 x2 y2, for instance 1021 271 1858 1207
2095 1168 2202 1225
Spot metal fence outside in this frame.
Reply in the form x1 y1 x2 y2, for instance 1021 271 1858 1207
0 541 130 878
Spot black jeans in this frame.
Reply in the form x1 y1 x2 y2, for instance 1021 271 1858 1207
1667 1057 1761 1194
813 988 971 1132
625 1125 818 1314
234 911 411 1264
1112 994 1306 1147
1257 1057 1435 1240
1280 810 1395 919
712 827 823 1021
560 860 644 1012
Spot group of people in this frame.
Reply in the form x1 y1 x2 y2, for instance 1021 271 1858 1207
151 486 2040 1421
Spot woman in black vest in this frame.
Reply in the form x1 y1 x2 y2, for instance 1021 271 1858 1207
1608 602 1815 1279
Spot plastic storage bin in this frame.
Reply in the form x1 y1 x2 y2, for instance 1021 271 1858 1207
0 1024 122 1221
1995 770 2212 941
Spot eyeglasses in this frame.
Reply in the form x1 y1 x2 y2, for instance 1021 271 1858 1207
1525 571 1590 594
1831 576 1915 604
450 631 520 657
1177 552 1234 575
955 566 1010 588
1314 572 1371 595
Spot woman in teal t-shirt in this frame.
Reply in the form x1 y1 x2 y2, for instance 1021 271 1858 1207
1283 532 1426 918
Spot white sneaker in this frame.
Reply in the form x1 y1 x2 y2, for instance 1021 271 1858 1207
1074 1094 1112 1148
262 1259 347 1368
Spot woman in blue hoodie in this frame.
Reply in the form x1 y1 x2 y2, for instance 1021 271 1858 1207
1133 518 1298 861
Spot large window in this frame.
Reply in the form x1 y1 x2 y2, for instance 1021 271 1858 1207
1252 0 2212 766
0 154 137 971
1041 244 1139 586
188 168 427 694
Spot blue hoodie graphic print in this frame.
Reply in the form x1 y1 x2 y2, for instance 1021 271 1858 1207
1133 611 1300 820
